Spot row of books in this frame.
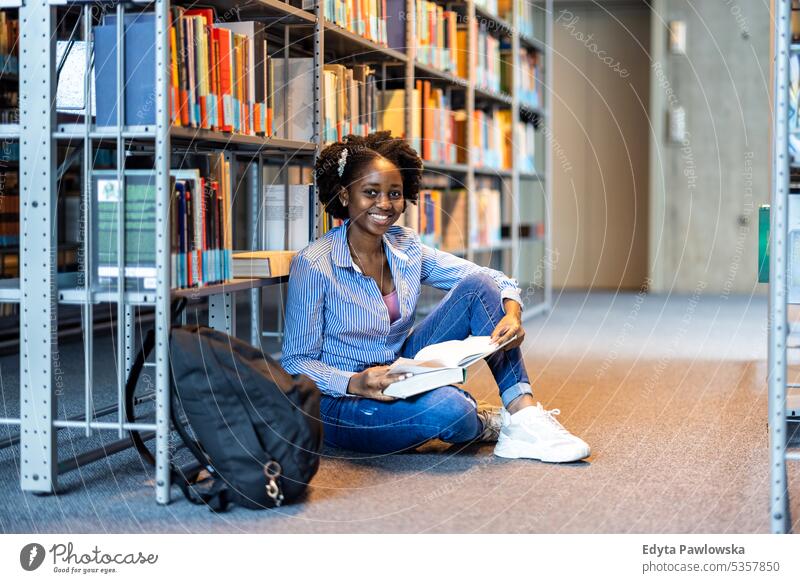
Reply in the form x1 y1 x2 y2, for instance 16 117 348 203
518 48 541 109
93 156 233 292
169 9 272 136
0 11 18 126
395 186 503 250
514 0 537 41
306 0 402 47
0 168 18 247
378 83 467 165
472 109 512 170
395 189 467 252
475 21 509 95
416 1 461 74
516 121 536 174
93 11 275 137
323 64 378 143
417 81 465 164
0 11 17 61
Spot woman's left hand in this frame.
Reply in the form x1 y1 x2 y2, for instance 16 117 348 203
490 300 525 350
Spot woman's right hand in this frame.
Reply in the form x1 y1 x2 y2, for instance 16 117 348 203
347 366 410 401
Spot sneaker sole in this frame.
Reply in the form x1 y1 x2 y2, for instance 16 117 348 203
494 438 590 463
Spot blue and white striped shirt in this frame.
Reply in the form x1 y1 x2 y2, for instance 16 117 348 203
281 222 523 397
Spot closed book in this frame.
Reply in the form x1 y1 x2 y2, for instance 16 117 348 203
232 250 296 278
262 183 312 251
383 368 466 399
272 58 315 141
93 170 157 291
94 13 156 127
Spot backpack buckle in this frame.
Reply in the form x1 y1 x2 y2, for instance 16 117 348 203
264 461 284 507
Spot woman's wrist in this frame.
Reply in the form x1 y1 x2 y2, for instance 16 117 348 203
503 298 522 318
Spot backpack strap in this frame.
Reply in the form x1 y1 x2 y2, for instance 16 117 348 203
124 299 238 511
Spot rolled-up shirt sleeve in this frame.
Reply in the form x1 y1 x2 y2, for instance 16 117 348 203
420 243 524 310
281 254 355 397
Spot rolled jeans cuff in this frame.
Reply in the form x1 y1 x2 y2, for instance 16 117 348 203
500 381 534 408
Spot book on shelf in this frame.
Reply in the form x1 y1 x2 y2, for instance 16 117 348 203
517 47 541 109
472 108 512 170
0 10 18 125
231 250 296 278
413 80 465 163
472 186 502 247
475 21 503 94
94 13 156 127
93 10 274 136
516 120 536 174
441 189 468 252
384 335 516 398
415 0 459 74
378 88 406 138
305 0 400 47
271 57 315 142
0 168 18 247
323 63 378 143
504 0 536 40
262 182 313 251
93 170 158 291
170 153 233 290
394 188 466 253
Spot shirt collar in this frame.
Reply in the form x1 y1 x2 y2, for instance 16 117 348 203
331 220 409 269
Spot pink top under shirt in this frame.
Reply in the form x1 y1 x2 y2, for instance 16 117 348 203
383 289 401 323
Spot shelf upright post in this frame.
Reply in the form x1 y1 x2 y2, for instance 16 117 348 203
315 0 324 236
544 0 553 310
769 0 791 534
154 0 172 504
466 0 476 264
250 154 263 347
114 3 128 439
19 0 58 494
510 0 520 284
405 0 414 144
82 4 95 437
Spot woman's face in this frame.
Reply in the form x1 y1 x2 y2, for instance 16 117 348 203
341 156 405 237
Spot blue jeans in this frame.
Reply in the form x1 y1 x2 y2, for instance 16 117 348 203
320 273 533 454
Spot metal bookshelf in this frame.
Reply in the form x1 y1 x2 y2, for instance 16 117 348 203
6 0 553 503
770 0 799 534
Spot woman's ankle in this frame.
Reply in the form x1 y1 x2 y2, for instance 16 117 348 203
506 394 536 415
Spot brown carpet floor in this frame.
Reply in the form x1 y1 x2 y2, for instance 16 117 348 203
1 290 798 533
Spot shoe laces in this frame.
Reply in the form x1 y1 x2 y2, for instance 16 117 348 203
535 402 571 435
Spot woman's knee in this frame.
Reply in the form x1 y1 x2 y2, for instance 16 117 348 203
414 386 481 443
455 273 500 300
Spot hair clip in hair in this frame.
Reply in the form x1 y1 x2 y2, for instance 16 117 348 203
337 148 348 177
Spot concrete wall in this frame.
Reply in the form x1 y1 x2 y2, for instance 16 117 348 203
648 0 770 295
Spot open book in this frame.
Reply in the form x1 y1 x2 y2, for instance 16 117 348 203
384 335 517 398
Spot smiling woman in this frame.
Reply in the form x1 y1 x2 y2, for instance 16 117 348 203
281 131 590 461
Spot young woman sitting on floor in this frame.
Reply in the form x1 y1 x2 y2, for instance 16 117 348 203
281 132 590 462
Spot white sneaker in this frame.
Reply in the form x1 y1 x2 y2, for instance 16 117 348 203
494 402 591 462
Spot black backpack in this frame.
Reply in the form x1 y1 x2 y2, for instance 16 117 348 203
126 319 323 512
